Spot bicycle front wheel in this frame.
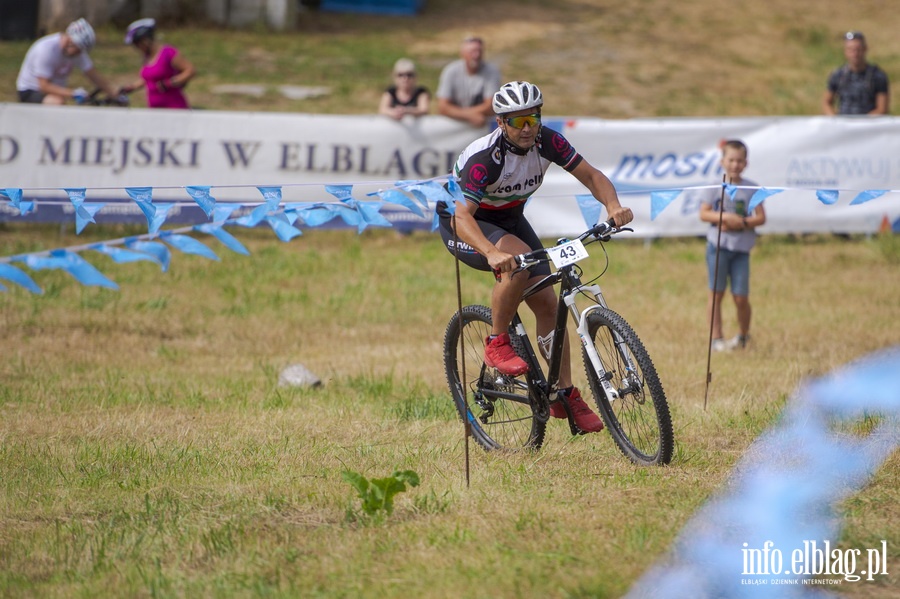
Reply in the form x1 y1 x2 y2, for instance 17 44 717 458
443 305 546 451
582 308 674 465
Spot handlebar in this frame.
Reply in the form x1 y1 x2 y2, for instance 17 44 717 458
513 218 633 271
87 88 130 107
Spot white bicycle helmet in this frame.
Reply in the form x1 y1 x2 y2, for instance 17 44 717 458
492 81 543 114
66 18 96 52
125 18 156 45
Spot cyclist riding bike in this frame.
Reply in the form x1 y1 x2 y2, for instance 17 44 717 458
438 80 634 434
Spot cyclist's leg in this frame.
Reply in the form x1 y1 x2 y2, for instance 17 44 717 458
438 214 541 337
490 234 534 335
502 219 572 383
523 284 572 384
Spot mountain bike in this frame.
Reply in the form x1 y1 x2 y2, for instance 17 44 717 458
442 220 674 466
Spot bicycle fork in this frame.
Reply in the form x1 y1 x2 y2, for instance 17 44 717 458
566 284 636 403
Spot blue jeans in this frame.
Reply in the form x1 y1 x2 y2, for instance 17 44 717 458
706 243 750 295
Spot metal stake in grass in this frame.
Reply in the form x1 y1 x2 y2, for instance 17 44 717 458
704 175 728 411
451 214 471 488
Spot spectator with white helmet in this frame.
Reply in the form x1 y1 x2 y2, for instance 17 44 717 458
16 18 118 105
119 18 195 109
436 80 634 434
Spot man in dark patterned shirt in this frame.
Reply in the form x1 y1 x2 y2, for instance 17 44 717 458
823 31 889 115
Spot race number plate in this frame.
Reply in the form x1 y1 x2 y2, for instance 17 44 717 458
547 239 589 268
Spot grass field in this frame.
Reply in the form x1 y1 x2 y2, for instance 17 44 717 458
1 224 898 597
2 0 899 596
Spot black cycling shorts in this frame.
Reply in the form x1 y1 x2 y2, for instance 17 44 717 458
438 213 551 277
18 89 46 103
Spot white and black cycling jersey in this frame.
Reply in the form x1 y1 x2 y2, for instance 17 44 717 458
439 126 582 229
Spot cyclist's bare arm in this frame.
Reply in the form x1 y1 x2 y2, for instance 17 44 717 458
449 199 518 273
84 68 118 98
169 53 196 89
571 160 633 227
37 77 75 99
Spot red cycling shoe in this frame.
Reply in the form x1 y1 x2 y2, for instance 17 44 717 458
550 387 604 433
484 333 529 376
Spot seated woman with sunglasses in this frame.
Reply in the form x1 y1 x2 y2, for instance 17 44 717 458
378 58 430 120
436 80 634 434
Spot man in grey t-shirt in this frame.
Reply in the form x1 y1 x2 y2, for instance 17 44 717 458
436 36 501 128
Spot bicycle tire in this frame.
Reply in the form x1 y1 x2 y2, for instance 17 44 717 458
582 308 674 465
443 305 546 451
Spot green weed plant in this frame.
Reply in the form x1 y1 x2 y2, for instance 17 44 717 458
342 469 421 520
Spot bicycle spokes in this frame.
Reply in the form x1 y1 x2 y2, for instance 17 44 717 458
443 305 546 451
582 308 674 465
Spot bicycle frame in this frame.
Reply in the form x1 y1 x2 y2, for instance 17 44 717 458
516 241 638 406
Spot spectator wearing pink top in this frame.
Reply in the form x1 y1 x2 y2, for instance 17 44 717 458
120 19 195 109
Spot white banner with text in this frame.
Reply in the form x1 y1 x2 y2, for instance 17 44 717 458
1 103 898 237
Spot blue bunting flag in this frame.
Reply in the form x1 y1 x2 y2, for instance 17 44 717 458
194 223 250 255
125 186 156 229
185 185 217 218
265 215 303 241
17 249 118 289
325 185 353 202
234 202 271 227
403 180 455 206
748 188 784 212
1 187 23 208
372 188 424 217
212 203 241 222
125 239 171 272
148 202 174 234
815 189 840 205
575 194 604 227
160 233 219 260
257 186 283 212
849 189 888 206
351 201 391 232
0 263 43 294
89 243 165 267
289 203 340 227
331 203 362 229
649 189 683 221
74 203 106 234
64 187 86 208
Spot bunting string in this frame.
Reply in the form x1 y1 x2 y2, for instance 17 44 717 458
1 179 897 295
0 176 460 294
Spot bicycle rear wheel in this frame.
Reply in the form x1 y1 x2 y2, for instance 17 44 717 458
582 308 674 465
443 305 546 451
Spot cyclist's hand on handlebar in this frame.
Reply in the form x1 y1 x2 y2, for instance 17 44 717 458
608 206 633 227
72 87 89 104
486 249 518 280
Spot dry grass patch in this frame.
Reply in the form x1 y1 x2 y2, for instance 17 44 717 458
2 224 897 597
